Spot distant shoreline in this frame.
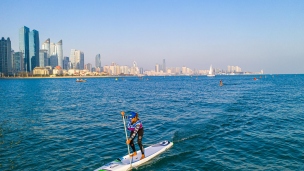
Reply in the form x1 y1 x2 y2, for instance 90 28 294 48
0 76 123 79
0 74 300 80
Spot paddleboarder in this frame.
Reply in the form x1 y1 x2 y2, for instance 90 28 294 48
121 111 145 160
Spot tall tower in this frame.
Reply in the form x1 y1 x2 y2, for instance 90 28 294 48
80 51 84 70
19 26 30 72
41 38 50 56
0 37 11 76
29 29 40 71
95 54 101 68
56 40 63 67
70 49 76 69
50 43 56 56
163 59 166 73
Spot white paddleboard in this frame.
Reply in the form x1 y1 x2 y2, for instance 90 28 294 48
94 140 173 171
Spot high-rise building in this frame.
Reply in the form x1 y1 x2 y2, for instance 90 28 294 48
0 37 11 76
80 52 84 70
39 50 48 67
56 40 63 67
85 63 92 72
29 29 39 71
70 49 84 69
95 54 101 68
19 26 30 72
155 64 159 72
163 59 166 73
41 38 50 56
49 55 58 68
63 56 69 70
50 43 56 56
70 49 76 69
13 52 23 73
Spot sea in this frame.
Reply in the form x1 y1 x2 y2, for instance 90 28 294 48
0 75 303 171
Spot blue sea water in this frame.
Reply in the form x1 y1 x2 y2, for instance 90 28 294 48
0 75 304 171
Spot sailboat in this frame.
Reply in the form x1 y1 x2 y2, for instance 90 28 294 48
207 65 215 77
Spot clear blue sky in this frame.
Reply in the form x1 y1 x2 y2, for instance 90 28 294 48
1 0 304 73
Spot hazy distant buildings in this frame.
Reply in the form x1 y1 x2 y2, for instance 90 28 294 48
85 63 92 72
95 54 101 68
41 38 50 57
49 55 58 68
70 49 84 69
0 37 11 76
228 65 242 73
39 50 48 67
155 64 159 72
63 56 69 70
56 40 63 67
41 39 63 68
163 59 166 73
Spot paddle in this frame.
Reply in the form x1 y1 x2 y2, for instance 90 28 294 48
121 111 132 170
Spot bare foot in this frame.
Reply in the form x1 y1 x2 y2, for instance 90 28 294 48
129 152 137 157
140 154 145 160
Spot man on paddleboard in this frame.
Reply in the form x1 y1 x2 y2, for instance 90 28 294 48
121 111 145 160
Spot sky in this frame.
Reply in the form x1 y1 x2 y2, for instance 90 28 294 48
1 0 304 74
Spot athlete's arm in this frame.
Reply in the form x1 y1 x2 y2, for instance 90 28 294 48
129 123 140 140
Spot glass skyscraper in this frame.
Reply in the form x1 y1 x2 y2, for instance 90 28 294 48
0 37 11 76
29 30 40 71
63 56 69 70
95 54 101 68
13 52 23 73
56 40 63 68
19 26 30 72
39 50 48 67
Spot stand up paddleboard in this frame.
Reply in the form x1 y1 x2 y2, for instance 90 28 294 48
94 140 173 171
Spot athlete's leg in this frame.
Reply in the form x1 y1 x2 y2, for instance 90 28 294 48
137 128 145 159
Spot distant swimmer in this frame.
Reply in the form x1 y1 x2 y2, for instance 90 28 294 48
219 80 223 86
254 77 257 80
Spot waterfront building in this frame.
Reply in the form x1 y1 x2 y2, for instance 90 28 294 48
182 66 187 74
39 49 48 67
56 40 63 67
53 66 63 75
33 67 49 75
63 56 69 70
0 37 11 76
49 55 58 68
29 29 39 71
19 26 30 72
70 49 84 69
13 51 23 73
155 64 159 73
95 54 101 68
85 63 92 72
80 52 84 70
41 38 50 56
227 65 242 73
50 43 56 56
163 59 166 73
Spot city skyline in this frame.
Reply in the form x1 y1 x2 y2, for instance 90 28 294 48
1 0 304 74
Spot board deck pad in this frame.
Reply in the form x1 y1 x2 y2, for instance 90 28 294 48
95 141 173 171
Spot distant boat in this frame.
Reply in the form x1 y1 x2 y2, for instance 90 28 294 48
207 65 215 77
76 79 86 82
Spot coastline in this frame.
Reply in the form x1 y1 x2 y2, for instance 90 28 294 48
0 76 124 79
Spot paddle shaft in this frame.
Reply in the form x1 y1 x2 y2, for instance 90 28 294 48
122 115 132 169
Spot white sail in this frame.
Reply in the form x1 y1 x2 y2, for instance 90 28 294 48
207 65 215 77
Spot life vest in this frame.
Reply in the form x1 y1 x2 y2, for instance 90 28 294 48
127 120 143 131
